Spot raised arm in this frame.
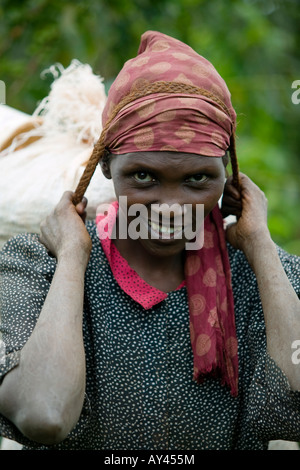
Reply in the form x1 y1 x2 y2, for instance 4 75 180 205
0 192 92 445
222 173 300 391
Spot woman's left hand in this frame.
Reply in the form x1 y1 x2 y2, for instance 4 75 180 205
221 173 270 256
222 173 300 391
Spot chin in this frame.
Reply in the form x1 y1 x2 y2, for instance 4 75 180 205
138 236 187 258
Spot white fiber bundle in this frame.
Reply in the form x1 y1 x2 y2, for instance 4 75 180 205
0 61 116 248
33 60 107 145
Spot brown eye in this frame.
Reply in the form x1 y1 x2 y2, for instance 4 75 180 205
186 174 207 183
133 171 154 182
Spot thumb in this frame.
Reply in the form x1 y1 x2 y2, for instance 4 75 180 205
75 197 88 222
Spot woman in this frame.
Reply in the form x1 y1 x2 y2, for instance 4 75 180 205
0 31 300 450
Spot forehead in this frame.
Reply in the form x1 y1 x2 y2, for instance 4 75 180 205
110 151 225 173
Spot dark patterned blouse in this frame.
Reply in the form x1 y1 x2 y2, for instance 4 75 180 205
0 221 300 450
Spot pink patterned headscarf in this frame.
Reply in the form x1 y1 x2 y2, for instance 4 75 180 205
102 30 236 157
100 31 239 396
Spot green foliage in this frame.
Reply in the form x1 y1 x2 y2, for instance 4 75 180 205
1 0 299 253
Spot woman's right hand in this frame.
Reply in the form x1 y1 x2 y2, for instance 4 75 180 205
39 191 92 264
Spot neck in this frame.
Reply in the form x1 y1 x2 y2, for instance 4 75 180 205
113 236 185 293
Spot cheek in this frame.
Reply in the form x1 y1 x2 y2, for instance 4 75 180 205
204 193 222 216
113 181 154 208
113 184 152 223
195 183 225 216
111 179 132 201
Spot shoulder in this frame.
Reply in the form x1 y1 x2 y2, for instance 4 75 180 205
85 220 112 275
0 232 56 280
275 245 300 292
0 221 105 279
227 242 300 294
227 243 254 285
1 232 43 256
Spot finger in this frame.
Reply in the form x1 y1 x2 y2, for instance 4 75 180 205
221 204 242 219
237 173 259 195
75 197 88 216
221 195 242 214
222 192 242 207
53 191 77 216
60 191 76 204
221 201 242 213
237 174 267 211
56 191 87 216
224 177 241 200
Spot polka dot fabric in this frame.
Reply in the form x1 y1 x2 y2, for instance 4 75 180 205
1 224 300 450
102 31 236 157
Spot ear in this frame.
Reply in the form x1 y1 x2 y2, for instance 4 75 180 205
99 160 112 179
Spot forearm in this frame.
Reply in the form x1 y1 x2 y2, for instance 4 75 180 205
245 234 300 391
0 255 87 444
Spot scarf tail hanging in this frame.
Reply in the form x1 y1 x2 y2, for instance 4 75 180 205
185 206 238 397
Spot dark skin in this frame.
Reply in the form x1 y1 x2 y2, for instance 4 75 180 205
0 150 299 446
101 151 228 291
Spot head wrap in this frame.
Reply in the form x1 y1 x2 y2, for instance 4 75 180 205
99 31 239 396
102 30 236 158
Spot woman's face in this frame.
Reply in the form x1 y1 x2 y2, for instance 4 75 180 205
102 151 226 258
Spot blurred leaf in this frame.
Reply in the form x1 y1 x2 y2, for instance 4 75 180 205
0 0 299 254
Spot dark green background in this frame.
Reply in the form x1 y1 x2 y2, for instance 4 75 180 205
1 0 300 254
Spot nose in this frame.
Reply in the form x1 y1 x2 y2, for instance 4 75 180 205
152 184 188 210
151 201 187 218
150 186 188 226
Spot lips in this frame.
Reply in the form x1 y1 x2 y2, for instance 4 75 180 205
126 210 194 242
148 219 183 237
